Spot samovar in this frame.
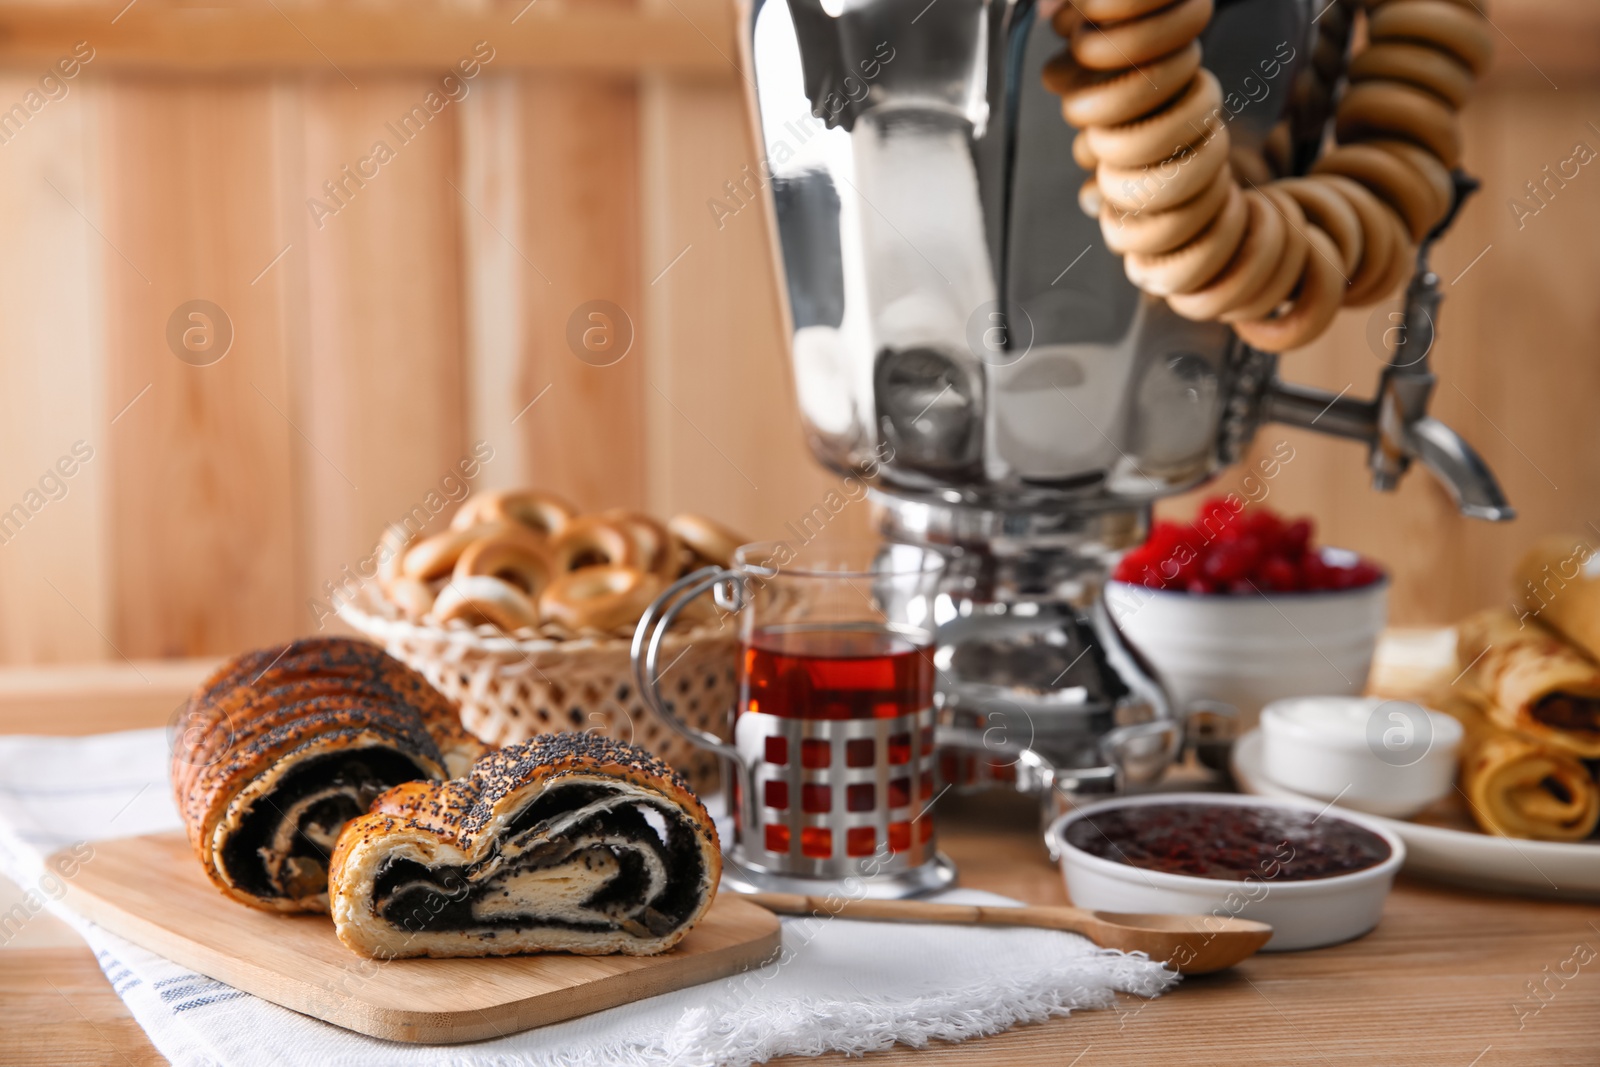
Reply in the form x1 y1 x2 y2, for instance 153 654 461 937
736 0 1511 805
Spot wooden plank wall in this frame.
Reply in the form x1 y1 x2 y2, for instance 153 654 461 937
0 65 108 664
0 2 1593 671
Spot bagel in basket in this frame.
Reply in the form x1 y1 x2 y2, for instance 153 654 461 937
346 492 749 794
374 491 746 640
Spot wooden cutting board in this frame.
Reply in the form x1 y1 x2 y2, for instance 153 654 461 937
52 832 781 1044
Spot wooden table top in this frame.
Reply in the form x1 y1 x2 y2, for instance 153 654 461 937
1 649 1595 1066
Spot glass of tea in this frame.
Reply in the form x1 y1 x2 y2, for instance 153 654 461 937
632 538 953 897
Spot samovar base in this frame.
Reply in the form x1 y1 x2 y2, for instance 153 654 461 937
871 491 1182 795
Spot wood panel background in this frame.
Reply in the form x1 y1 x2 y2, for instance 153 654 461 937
0 0 1593 670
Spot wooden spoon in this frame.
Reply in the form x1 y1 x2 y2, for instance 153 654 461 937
738 892 1273 975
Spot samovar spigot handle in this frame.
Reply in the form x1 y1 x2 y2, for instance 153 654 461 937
1259 171 1515 522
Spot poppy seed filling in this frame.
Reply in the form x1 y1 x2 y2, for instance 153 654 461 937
369 781 706 938
220 748 433 900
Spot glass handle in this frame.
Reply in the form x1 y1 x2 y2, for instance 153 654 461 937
630 567 744 767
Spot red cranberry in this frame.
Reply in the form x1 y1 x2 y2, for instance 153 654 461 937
1118 505 1381 595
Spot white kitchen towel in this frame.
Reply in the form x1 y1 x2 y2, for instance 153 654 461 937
0 729 1177 1066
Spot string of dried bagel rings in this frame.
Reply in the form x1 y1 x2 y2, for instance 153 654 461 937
376 490 745 636
1043 0 1492 351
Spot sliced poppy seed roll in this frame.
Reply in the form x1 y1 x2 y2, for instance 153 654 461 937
172 637 487 912
328 733 721 959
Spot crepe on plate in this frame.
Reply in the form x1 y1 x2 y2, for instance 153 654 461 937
1436 693 1599 842
1455 609 1600 759
1514 536 1600 663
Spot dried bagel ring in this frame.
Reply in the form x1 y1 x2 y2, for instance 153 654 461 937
1166 190 1287 321
1073 130 1099 170
1365 209 1418 306
668 513 746 570
382 575 436 621
1335 80 1461 168
1369 138 1455 233
1100 164 1232 255
1221 188 1311 322
1049 3 1079 37
1232 227 1346 352
1079 176 1104 217
453 529 554 599
1063 0 1183 27
431 575 542 633
540 566 665 633
1341 200 1411 306
1278 177 1364 276
376 522 414 584
1312 144 1439 241
451 490 575 538
1126 182 1248 296
548 516 643 572
601 509 683 581
1099 122 1230 213
1367 0 1493 75
1086 69 1224 168
1363 0 1480 9
1317 175 1399 306
1071 0 1213 71
401 522 508 581
1230 145 1274 187
1347 41 1473 107
1050 42 1203 129
1038 0 1488 351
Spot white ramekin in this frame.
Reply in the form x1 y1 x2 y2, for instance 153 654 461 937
1259 696 1463 818
1103 552 1388 731
1046 792 1406 952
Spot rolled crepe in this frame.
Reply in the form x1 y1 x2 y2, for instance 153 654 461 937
1440 694 1600 841
1456 609 1600 758
1515 536 1600 661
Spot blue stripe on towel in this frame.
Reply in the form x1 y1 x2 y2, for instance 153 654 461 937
171 991 249 1013
154 973 249 1012
94 950 144 996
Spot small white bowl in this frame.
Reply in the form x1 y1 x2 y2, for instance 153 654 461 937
1104 549 1388 731
1260 696 1463 818
1046 792 1406 952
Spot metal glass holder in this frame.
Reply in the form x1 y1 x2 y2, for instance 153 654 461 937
632 567 1172 896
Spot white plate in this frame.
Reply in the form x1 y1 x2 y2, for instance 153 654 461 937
1232 729 1600 900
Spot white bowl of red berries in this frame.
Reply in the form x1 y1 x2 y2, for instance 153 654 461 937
1103 499 1388 732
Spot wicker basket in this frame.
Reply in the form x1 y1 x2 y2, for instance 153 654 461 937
337 585 737 794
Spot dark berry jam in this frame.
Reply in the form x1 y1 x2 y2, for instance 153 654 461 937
1064 802 1391 882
